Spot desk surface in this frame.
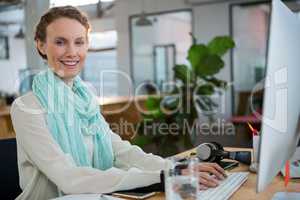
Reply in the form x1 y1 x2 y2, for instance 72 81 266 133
0 106 10 117
148 148 300 200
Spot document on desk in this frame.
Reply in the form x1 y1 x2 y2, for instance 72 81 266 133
51 194 125 200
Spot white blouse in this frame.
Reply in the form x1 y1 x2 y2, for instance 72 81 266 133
11 92 170 200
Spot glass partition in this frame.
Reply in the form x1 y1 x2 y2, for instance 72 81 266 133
231 3 270 115
130 10 192 93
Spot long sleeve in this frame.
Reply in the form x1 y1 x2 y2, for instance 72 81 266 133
107 122 170 172
11 93 164 196
95 113 170 171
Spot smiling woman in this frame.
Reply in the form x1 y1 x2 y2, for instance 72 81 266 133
10 5 226 200
34 6 90 82
36 18 88 81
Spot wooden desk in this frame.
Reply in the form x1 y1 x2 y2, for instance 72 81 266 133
0 96 149 140
0 106 15 139
148 148 300 200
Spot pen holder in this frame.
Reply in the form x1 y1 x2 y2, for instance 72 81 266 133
250 135 260 173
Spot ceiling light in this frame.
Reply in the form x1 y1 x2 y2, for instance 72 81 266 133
135 12 152 27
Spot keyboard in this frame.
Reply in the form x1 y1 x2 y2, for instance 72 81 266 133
198 172 249 200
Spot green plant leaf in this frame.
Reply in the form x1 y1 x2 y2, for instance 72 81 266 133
187 44 210 71
145 97 161 111
208 36 235 56
173 64 194 83
195 54 224 76
142 109 165 120
131 135 153 147
196 84 215 95
143 97 165 119
205 77 227 88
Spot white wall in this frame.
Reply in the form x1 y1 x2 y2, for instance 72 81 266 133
0 36 26 93
81 3 116 32
115 0 233 117
90 18 115 32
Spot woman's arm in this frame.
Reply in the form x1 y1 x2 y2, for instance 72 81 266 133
104 116 227 189
110 129 170 172
10 96 161 194
96 113 170 171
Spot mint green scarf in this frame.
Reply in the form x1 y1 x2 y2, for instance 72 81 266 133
32 69 114 170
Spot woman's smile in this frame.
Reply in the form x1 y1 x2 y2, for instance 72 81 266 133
59 59 80 68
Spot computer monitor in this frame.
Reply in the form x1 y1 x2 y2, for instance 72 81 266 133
257 0 300 196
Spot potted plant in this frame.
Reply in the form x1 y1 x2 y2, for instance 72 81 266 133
132 35 235 157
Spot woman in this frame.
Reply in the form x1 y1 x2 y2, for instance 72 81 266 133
11 6 226 200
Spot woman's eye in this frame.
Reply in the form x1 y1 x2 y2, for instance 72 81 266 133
55 40 64 46
75 41 85 46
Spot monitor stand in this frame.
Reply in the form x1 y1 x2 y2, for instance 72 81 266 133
272 192 300 200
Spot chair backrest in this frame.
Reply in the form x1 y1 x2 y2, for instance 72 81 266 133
0 138 22 200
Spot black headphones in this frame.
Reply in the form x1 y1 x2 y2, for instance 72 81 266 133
196 142 252 165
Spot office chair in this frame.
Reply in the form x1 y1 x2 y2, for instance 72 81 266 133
0 138 22 200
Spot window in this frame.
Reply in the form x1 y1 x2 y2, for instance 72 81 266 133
130 10 192 92
0 36 9 59
82 31 118 97
231 3 270 115
89 31 117 50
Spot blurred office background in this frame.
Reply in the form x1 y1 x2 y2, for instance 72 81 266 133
1 0 300 154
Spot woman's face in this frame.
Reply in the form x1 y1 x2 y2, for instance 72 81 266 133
37 17 88 81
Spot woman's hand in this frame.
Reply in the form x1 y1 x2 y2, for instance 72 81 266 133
182 162 227 190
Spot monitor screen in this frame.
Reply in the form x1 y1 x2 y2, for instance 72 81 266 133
257 0 300 193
